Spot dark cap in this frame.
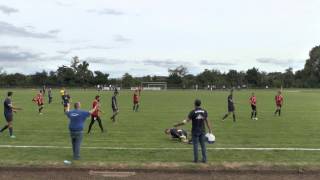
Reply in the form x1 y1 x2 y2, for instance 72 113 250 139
194 99 201 107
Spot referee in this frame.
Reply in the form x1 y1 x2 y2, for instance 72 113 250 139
175 99 213 163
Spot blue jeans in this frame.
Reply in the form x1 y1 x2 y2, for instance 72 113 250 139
70 131 83 160
192 133 207 162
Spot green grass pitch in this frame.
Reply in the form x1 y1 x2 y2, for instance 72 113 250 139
0 89 320 166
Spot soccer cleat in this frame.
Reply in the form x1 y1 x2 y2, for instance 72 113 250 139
255 118 258 120
10 135 16 138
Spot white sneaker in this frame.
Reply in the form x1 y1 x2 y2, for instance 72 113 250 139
255 118 258 120
10 135 16 138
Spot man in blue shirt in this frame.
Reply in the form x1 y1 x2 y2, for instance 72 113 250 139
0 92 22 138
65 102 97 160
175 99 213 163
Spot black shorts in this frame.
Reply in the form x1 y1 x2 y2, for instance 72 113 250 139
112 107 118 113
228 106 235 112
64 103 69 107
38 103 44 107
276 104 282 108
251 104 256 111
5 114 13 122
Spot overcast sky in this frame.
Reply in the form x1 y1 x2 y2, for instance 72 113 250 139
0 0 319 77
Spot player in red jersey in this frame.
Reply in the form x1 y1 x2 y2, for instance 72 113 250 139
133 89 140 112
249 92 257 120
87 95 104 133
32 90 44 115
274 90 284 116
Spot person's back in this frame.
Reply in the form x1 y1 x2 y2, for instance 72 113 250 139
189 107 207 135
4 97 12 116
66 109 90 131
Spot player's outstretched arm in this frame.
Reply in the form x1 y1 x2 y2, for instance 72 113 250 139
174 119 190 127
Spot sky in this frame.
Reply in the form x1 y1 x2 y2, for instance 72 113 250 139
0 0 319 78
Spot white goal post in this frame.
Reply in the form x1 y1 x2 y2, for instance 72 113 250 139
141 82 167 90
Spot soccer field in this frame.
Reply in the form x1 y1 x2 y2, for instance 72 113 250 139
0 89 320 167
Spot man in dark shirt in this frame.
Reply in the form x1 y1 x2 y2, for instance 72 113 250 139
110 90 119 123
0 92 22 138
222 90 236 122
48 88 53 104
62 91 71 112
175 99 213 163
165 128 188 143
65 102 97 160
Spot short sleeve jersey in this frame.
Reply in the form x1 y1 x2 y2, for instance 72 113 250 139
188 108 208 135
228 95 234 108
4 98 12 116
62 94 71 104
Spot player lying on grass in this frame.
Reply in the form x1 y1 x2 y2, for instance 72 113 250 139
274 90 284 116
0 92 22 138
249 92 258 120
32 90 44 115
110 90 119 123
165 128 188 143
65 102 97 160
87 95 104 133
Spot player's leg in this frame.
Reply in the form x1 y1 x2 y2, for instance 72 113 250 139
192 134 199 163
0 124 9 133
72 131 82 160
278 106 281 116
222 112 230 120
199 133 207 163
8 120 14 138
96 116 104 132
232 111 236 122
39 104 44 114
87 116 95 133
135 103 139 112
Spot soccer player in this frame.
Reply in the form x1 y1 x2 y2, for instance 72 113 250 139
65 102 97 160
0 92 22 138
32 90 44 115
165 128 188 143
60 87 65 104
42 85 46 95
48 88 53 104
274 90 284 116
174 99 213 163
222 90 236 122
249 92 258 120
110 90 119 123
87 95 104 133
62 91 71 112
133 90 139 112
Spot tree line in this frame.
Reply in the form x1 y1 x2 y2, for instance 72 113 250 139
1 45 320 89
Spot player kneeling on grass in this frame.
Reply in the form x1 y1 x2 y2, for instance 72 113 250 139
165 128 188 143
174 99 213 163
32 90 44 115
65 102 97 160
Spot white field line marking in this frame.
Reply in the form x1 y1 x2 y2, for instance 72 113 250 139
1 145 320 151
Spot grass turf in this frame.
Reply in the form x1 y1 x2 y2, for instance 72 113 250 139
0 89 320 166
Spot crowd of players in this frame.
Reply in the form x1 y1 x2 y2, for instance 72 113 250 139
0 86 284 163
